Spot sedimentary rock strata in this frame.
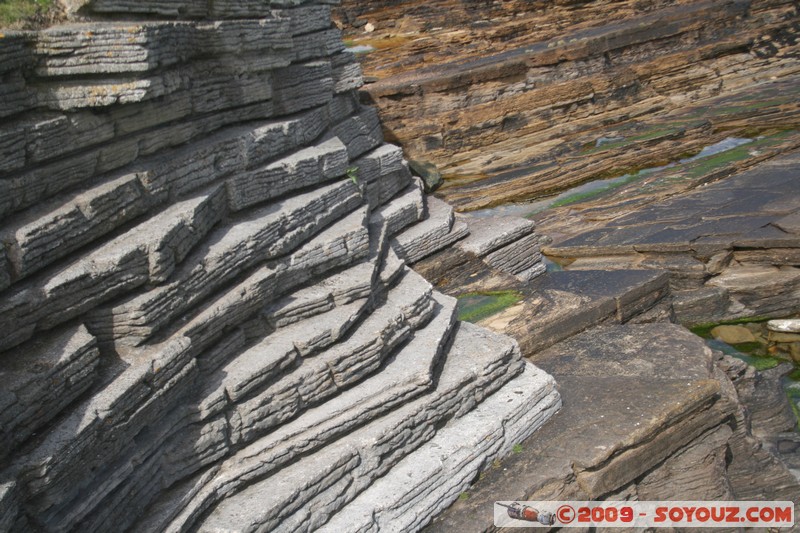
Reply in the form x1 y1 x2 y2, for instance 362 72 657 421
3 0 798 530
428 324 800 532
339 0 800 210
543 150 800 322
0 3 557 531
337 1 800 528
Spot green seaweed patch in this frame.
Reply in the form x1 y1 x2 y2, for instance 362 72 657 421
706 338 782 370
689 324 714 338
689 316 771 339
683 145 753 178
786 368 800 382
729 341 765 355
549 172 642 208
785 384 800 428
457 291 522 323
0 0 52 27
683 129 798 179
739 354 781 371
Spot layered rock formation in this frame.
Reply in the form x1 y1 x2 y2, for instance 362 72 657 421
0 3 559 531
338 0 800 210
429 324 800 532
334 1 800 528
406 204 799 533
336 0 800 330
543 149 800 324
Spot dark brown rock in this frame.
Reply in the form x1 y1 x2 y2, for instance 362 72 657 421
340 0 800 210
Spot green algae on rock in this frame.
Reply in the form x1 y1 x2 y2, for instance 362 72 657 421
457 291 522 323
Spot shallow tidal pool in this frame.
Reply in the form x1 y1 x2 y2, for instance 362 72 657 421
691 319 800 426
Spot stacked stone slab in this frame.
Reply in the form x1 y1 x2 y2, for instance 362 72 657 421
0 2 558 531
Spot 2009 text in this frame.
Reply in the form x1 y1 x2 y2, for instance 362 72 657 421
494 501 795 528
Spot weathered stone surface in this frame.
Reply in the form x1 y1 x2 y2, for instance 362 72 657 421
187 321 528 533
768 319 800 333
566 253 708 290
0 481 23 532
32 20 293 77
89 187 365 346
392 196 469 264
2 100 323 222
0 325 99 460
83 0 334 20
0 72 31 118
0 187 224 353
7 0 796 530
427 324 799 532
719 355 797 441
331 50 363 94
275 5 332 35
708 264 800 319
714 356 800 505
227 136 350 211
711 325 756 345
319 363 560 533
2 172 151 281
407 159 443 193
339 0 800 211
0 15 355 224
0 122 26 174
293 28 346 63
0 252 11 293
0 4 562 532
370 180 425 237
355 143 414 210
635 423 734 501
273 61 334 115
0 182 359 352
263 258 376 330
138 291 459 533
484 233 543 280
228 268 435 446
456 215 535 257
333 107 383 161
672 286 731 326
42 251 385 532
501 269 671 354
539 150 800 322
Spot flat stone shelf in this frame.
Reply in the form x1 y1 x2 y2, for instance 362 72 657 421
544 150 800 324
426 323 800 532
